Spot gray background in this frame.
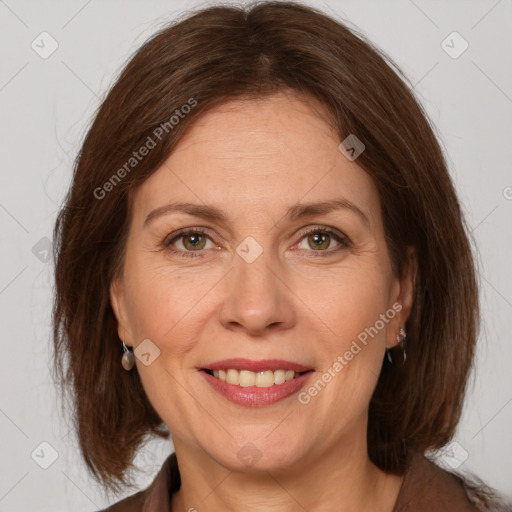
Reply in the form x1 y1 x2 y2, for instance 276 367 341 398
0 0 511 510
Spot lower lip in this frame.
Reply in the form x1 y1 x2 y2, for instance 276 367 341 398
200 370 314 407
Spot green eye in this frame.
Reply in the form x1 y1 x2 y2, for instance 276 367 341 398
163 226 350 259
180 232 207 251
164 228 213 258
296 227 350 254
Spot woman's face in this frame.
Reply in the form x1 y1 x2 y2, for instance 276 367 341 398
111 91 414 472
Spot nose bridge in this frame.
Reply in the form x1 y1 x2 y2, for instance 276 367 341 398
235 244 276 295
219 238 295 334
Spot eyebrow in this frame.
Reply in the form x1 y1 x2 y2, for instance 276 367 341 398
144 198 370 230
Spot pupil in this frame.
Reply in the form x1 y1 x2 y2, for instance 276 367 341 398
188 234 201 246
313 234 325 245
309 232 330 250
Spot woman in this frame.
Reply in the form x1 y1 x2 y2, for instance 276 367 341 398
52 1 512 510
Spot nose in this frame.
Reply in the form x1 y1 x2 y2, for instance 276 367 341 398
218 248 296 336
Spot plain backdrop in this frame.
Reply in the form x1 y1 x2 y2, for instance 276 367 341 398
0 0 511 510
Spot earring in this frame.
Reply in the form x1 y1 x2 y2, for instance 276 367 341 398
121 341 135 371
386 326 407 366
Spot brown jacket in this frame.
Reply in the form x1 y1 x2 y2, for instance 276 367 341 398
101 451 511 511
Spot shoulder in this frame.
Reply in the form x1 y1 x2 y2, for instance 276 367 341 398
394 451 512 512
458 470 512 512
96 452 180 511
97 489 146 511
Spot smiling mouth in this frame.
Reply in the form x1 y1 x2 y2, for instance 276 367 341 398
201 368 311 387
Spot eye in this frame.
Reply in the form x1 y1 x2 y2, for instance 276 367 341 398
295 226 350 255
163 226 350 259
163 228 215 258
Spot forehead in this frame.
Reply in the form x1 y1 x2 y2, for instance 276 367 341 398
132 92 380 229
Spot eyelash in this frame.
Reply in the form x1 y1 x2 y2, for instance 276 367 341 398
162 226 350 259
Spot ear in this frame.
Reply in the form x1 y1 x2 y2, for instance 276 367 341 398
386 246 417 348
109 275 131 347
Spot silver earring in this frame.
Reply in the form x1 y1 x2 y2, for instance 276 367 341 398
121 341 135 371
386 326 407 365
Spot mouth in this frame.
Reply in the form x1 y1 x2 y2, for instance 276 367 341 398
198 359 314 407
201 368 310 387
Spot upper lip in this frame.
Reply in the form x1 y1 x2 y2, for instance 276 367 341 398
201 358 313 373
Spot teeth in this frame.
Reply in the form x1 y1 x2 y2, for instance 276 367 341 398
273 369 286 385
285 370 295 381
226 369 240 385
210 368 301 387
239 370 255 387
255 370 274 387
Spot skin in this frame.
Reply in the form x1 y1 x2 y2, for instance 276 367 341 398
110 91 417 512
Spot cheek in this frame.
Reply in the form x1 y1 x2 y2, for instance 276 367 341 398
122 258 215 434
123 253 227 360
299 259 392 345
297 261 391 405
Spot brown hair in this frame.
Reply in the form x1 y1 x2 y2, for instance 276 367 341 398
52 0 479 493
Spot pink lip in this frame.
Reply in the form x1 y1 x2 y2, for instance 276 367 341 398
201 358 313 372
200 369 314 407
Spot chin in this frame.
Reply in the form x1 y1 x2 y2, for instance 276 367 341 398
203 431 309 474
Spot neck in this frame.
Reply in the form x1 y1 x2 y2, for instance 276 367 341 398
170 432 404 512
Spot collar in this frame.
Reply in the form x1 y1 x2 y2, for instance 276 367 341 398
112 450 476 511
